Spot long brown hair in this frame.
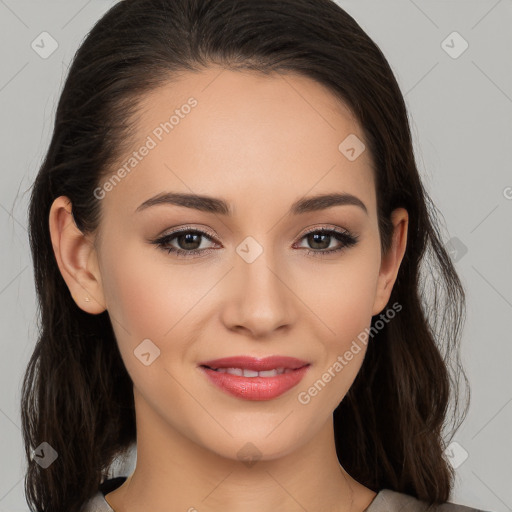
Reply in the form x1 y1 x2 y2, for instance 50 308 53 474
22 0 469 510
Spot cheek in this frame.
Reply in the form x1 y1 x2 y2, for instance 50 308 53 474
99 241 216 347
99 245 204 389
101 249 167 337
294 243 381 338
291 241 381 404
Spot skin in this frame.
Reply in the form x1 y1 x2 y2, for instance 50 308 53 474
49 67 408 512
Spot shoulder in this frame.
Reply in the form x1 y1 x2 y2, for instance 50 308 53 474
81 484 494 512
79 491 113 512
367 489 493 512
80 476 126 512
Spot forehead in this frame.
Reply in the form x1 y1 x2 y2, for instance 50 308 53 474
99 67 376 221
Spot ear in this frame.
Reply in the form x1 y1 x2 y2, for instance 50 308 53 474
372 207 408 316
48 196 106 314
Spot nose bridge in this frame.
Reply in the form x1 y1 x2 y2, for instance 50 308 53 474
222 234 296 335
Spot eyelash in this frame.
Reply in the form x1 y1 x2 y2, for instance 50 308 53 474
152 225 359 259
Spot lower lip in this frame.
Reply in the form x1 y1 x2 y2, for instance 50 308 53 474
199 365 310 401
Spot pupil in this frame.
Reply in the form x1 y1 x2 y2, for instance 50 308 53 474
309 233 329 250
180 233 200 250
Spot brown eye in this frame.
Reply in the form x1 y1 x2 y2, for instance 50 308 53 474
152 228 219 258
295 228 358 256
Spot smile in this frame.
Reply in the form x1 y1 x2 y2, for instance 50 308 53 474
198 356 310 400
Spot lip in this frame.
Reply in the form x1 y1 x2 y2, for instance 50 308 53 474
199 355 310 371
198 356 311 401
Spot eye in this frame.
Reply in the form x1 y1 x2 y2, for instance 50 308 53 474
151 225 359 259
294 227 359 257
152 227 219 258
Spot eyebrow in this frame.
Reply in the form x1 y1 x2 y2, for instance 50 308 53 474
135 191 368 216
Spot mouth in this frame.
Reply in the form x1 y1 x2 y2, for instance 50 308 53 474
198 355 310 372
201 366 300 377
198 355 311 401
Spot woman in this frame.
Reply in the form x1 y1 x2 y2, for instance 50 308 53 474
21 0 491 511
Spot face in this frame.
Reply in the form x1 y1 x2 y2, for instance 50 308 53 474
51 67 407 463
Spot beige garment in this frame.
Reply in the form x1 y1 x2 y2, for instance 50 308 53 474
80 479 493 512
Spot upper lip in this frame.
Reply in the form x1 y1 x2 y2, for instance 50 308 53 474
199 356 310 371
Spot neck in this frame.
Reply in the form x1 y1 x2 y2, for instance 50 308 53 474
105 387 377 512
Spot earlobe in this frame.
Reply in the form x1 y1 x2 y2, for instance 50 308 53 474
48 196 106 314
372 208 408 316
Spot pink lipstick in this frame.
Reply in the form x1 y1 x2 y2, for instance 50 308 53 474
198 355 310 401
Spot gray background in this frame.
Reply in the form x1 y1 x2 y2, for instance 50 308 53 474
0 1 511 511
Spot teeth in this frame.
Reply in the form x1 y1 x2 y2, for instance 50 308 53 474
241 369 259 377
212 367 294 377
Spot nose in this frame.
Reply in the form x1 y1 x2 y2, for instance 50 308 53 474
219 244 298 338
